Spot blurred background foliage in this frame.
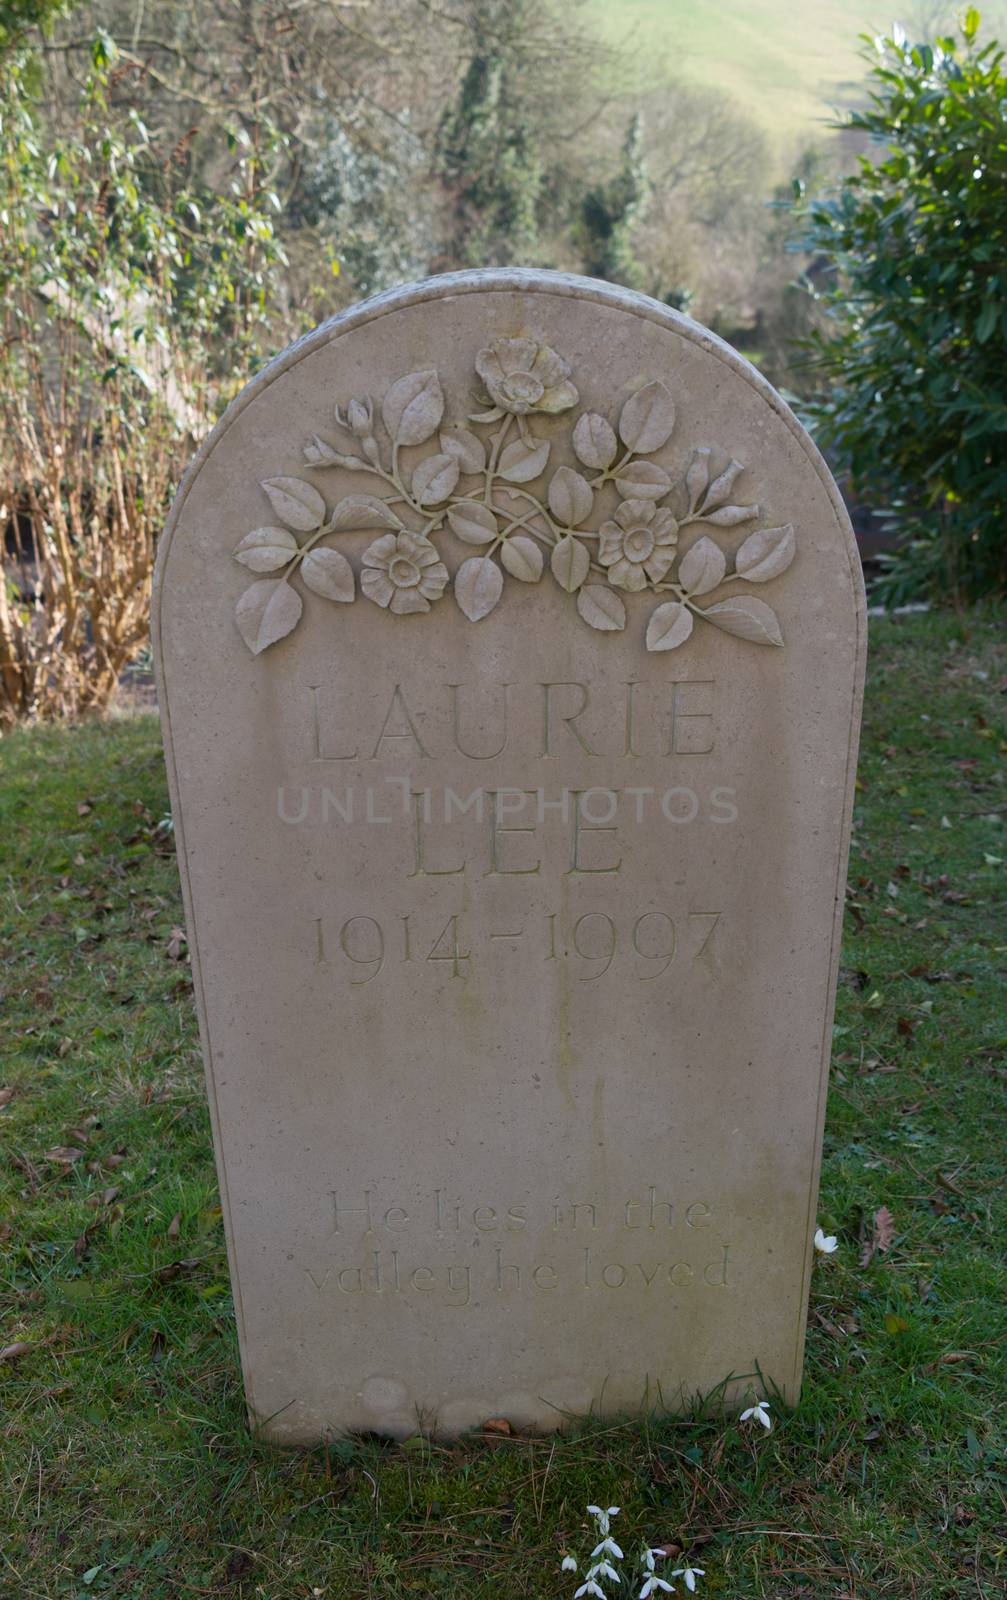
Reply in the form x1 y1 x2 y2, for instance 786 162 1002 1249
0 0 1003 722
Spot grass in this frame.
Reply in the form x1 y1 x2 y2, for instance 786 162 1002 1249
587 0 1007 156
1 609 1005 1599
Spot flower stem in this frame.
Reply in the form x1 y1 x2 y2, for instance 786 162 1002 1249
483 413 514 505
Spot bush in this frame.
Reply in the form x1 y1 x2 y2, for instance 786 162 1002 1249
793 11 1007 603
0 31 287 723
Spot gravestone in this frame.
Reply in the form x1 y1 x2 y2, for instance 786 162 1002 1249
154 270 865 1443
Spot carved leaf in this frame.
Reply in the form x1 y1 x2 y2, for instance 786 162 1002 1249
381 369 444 447
261 477 326 533
500 535 544 582
330 494 401 531
678 536 726 596
550 534 590 593
614 460 672 501
548 465 593 527
698 503 760 527
498 437 550 483
700 595 783 646
686 447 711 511
454 555 504 621
233 526 298 573
235 579 303 655
704 458 746 509
412 452 460 506
646 600 694 653
735 523 796 583
440 426 486 475
572 411 617 469
577 585 626 632
301 547 355 603
618 381 675 455
447 500 498 545
469 405 504 424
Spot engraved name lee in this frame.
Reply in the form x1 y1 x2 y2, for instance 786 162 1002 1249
291 675 731 983
304 1187 731 1307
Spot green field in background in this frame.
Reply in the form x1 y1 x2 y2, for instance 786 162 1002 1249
586 0 1007 156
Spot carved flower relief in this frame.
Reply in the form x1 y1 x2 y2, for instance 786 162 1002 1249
475 338 579 416
360 530 448 614
598 499 679 592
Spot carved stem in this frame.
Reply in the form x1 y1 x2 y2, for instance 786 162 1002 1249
482 413 514 506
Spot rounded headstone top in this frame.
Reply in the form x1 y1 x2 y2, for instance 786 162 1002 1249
155 269 863 669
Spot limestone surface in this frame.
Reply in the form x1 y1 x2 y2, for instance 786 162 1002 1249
154 270 865 1443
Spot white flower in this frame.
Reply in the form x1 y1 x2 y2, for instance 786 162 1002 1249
740 1399 772 1430
562 1555 579 1573
639 1578 674 1598
671 1566 705 1592
587 1505 620 1536
814 1227 838 1254
588 1561 622 1584
592 1538 624 1562
576 1583 606 1599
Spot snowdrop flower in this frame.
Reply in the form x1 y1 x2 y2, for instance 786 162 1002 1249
639 1578 674 1598
672 1565 705 1592
588 1560 622 1584
587 1505 620 1537
562 1555 579 1573
740 1398 772 1430
592 1537 624 1562
575 1582 607 1599
814 1227 838 1254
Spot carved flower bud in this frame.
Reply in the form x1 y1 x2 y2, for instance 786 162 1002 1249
361 435 380 465
347 398 373 437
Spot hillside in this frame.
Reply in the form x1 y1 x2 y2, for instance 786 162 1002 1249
587 0 1007 158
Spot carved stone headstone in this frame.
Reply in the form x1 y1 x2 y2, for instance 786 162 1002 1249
155 271 865 1443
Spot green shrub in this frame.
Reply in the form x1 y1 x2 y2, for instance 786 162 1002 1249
793 11 1007 603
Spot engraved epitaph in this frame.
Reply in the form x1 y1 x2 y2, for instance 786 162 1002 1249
154 271 865 1442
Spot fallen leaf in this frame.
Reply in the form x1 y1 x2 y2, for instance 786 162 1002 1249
0 1087 14 1109
480 1416 513 1436
165 927 187 961
76 800 93 817
167 1213 181 1241
874 1205 895 1253
0 1342 32 1363
860 1204 895 1267
44 1146 86 1164
153 1257 200 1286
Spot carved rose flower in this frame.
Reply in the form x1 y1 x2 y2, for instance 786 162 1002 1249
475 338 578 416
598 499 679 592
360 530 449 614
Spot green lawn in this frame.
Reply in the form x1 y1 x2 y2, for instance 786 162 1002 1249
1 611 1005 1599
587 0 1007 156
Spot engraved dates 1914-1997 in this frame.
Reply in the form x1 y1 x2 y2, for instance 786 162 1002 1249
230 337 797 657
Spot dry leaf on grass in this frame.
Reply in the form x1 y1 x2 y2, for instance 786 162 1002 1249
44 1145 86 1165
860 1204 895 1266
